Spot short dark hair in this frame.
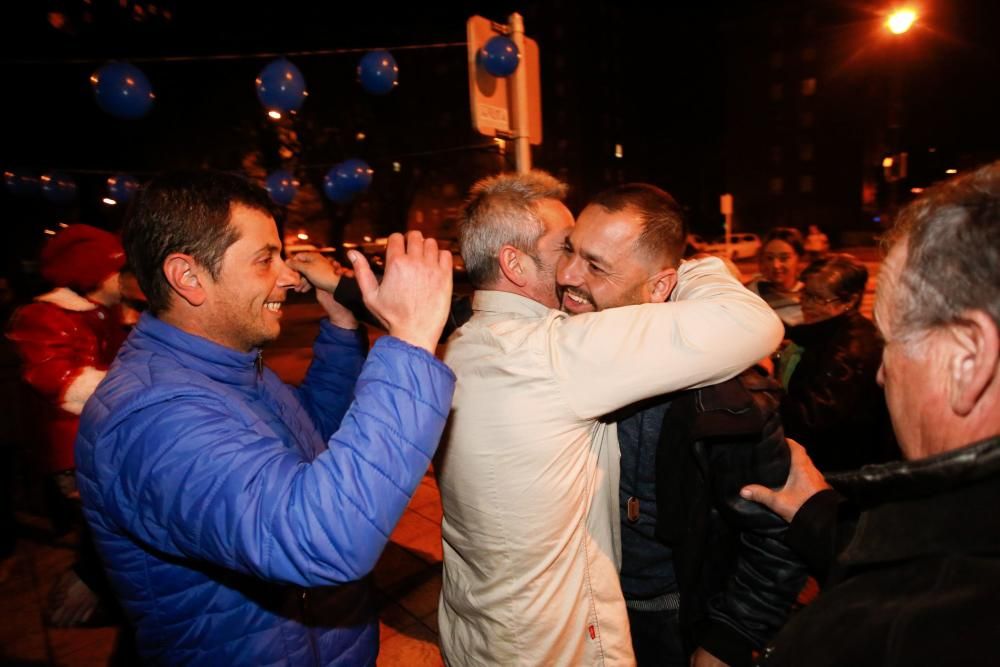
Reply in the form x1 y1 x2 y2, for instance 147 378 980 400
888 161 1000 337
762 227 806 257
587 183 687 267
123 170 275 314
800 253 868 304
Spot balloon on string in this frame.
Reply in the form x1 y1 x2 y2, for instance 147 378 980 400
91 62 155 120
40 172 77 204
323 166 354 203
358 50 399 95
478 36 520 77
107 174 140 203
265 169 298 206
334 159 374 194
256 58 308 114
3 170 40 197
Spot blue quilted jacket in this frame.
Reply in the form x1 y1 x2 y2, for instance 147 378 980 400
75 314 454 665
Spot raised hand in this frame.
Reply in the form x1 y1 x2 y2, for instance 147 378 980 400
740 438 831 523
286 252 341 293
286 252 357 329
348 231 452 354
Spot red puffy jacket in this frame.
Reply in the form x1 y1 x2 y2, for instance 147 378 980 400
6 288 125 472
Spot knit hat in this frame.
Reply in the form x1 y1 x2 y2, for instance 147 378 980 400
41 224 126 293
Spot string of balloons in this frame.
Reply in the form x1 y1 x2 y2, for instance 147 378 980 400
4 33 522 207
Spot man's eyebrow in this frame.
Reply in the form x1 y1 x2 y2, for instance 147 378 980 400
580 247 607 267
254 244 281 257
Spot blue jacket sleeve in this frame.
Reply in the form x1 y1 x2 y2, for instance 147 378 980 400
294 320 366 441
99 336 455 587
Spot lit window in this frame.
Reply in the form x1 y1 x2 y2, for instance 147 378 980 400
801 78 817 96
614 143 624 159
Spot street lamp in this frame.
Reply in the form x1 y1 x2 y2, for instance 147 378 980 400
887 8 917 35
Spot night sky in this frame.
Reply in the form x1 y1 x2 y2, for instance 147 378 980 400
2 1 999 274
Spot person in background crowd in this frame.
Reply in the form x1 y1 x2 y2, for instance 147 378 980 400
748 228 806 327
5 224 127 626
75 170 455 665
742 161 1000 666
803 224 830 261
779 254 898 472
117 265 147 329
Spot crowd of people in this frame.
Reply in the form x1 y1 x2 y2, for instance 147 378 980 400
0 160 997 666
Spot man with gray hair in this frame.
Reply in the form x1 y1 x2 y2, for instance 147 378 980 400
741 161 1000 665
437 171 784 665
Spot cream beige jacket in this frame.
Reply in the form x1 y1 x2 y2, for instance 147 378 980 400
437 257 782 666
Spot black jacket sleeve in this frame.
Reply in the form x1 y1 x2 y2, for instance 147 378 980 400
333 275 472 342
657 370 809 667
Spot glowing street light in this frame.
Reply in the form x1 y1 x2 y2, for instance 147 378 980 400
887 8 917 35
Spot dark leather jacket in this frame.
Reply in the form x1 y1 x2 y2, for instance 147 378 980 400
767 435 1000 666
655 368 808 666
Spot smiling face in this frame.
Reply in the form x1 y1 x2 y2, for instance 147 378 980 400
556 204 663 314
760 239 803 291
199 204 300 352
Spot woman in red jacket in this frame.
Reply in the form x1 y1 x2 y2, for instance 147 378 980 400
6 224 126 625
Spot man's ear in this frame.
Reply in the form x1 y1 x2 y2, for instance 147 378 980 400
163 254 207 307
648 267 678 304
948 309 999 416
498 244 529 288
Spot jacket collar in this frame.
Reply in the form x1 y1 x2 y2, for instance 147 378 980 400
830 435 1000 505
471 290 554 319
832 436 1000 566
36 287 98 312
132 312 260 387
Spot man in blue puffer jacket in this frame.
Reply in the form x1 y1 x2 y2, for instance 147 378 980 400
75 170 455 665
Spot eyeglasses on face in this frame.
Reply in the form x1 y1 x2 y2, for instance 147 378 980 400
800 292 842 305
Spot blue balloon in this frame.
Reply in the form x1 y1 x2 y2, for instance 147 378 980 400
3 170 40 197
478 36 520 77
91 62 154 120
40 172 77 204
265 170 298 206
107 174 140 203
358 50 399 95
334 159 374 194
256 58 307 113
323 166 354 203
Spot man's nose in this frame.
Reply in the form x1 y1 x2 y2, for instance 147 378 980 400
276 257 300 289
556 255 581 286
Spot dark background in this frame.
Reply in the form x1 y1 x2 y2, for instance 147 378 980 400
2 0 999 280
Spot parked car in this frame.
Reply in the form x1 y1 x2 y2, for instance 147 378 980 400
702 232 762 260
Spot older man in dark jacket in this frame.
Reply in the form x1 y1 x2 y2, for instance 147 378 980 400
743 161 1000 666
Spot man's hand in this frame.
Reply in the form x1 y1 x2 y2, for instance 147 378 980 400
691 647 730 667
348 231 452 354
740 438 831 523
286 252 342 293
286 252 357 330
